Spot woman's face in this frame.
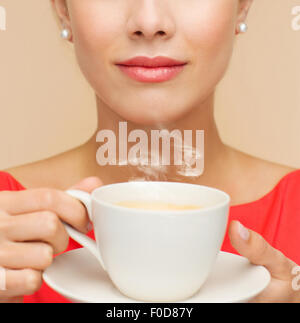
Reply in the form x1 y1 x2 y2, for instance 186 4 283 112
55 0 251 125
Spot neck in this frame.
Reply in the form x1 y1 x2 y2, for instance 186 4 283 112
84 92 231 185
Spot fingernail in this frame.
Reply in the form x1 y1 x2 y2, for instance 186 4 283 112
87 221 93 232
238 221 250 241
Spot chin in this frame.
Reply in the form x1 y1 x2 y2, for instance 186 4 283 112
117 109 187 126
120 115 173 127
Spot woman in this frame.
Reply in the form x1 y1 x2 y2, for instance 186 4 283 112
0 0 299 302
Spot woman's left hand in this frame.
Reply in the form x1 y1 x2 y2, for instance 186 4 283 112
228 220 300 303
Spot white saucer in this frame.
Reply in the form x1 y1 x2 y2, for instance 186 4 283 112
43 249 270 303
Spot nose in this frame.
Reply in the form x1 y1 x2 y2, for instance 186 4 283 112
127 0 176 42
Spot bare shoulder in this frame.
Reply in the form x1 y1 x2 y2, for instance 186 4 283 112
228 147 297 205
239 151 296 182
4 146 84 190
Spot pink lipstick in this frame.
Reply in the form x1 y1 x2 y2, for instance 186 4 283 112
116 56 187 83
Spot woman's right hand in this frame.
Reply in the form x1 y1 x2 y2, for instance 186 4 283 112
0 176 102 303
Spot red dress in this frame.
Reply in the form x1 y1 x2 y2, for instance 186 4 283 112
0 170 299 303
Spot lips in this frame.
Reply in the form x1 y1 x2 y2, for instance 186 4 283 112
115 56 187 83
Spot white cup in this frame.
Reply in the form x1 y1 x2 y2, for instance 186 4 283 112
64 181 230 302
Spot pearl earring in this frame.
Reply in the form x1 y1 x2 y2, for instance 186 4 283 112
61 28 70 40
238 22 248 34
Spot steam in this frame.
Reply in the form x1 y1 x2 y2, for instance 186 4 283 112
126 125 204 182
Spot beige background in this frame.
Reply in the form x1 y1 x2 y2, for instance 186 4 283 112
0 0 299 170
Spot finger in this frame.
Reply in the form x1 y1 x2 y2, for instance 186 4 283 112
0 188 88 233
68 176 103 193
0 211 69 254
0 241 53 270
0 268 42 299
68 177 103 229
0 296 23 303
0 177 102 233
228 220 296 280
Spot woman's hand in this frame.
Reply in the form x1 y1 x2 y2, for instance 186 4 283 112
0 176 102 303
229 220 300 303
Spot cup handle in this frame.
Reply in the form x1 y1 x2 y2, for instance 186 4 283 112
64 189 106 271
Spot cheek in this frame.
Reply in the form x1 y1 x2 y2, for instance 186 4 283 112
184 0 237 45
68 1 124 75
182 0 237 73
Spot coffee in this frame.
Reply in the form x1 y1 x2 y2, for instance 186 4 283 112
116 200 202 211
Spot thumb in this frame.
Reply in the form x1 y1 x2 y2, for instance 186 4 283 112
68 176 103 193
228 220 294 280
